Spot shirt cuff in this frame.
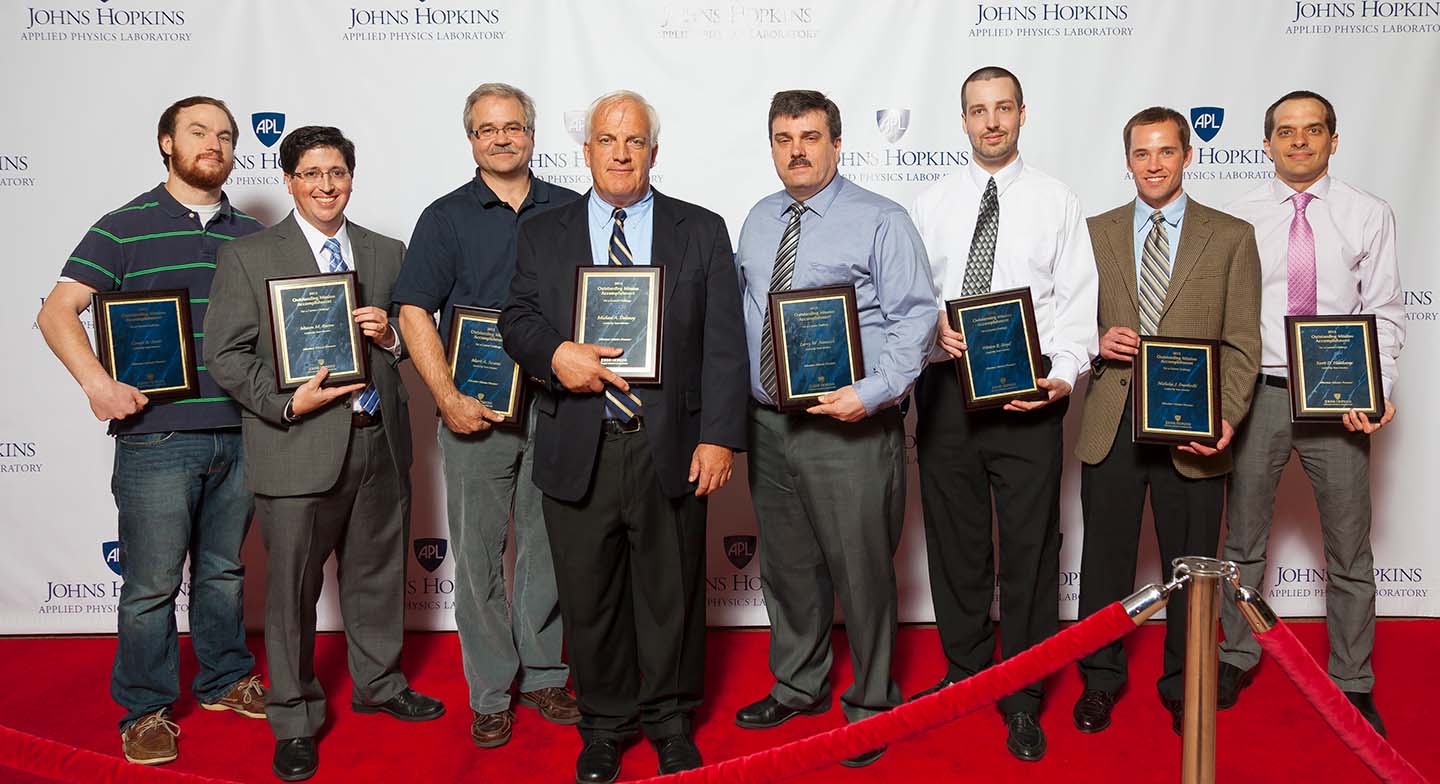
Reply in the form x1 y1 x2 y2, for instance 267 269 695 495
1047 355 1079 389
383 324 402 356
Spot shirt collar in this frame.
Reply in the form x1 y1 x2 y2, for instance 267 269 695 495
966 153 1024 196
589 188 654 227
1133 192 1188 235
154 182 234 221
291 210 350 256
783 172 844 219
471 169 547 209
1271 173 1331 204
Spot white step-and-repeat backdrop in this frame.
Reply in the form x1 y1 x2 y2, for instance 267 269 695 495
3 1 1438 634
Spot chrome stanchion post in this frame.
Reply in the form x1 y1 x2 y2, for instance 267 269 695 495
1173 556 1226 784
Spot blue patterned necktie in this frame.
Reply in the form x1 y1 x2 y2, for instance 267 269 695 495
603 209 643 422
323 238 380 415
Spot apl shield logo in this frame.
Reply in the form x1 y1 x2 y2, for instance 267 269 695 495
413 538 448 573
102 541 122 577
564 110 588 145
724 535 756 570
1190 107 1224 143
251 112 286 148
876 109 911 144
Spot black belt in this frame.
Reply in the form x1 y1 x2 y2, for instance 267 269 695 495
601 416 644 435
1259 375 1289 390
351 408 382 428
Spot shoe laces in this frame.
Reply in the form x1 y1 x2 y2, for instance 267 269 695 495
234 676 265 706
133 710 180 739
1006 711 1040 732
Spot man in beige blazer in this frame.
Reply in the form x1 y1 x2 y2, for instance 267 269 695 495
1070 107 1260 736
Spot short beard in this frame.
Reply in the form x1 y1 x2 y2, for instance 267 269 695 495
173 154 232 191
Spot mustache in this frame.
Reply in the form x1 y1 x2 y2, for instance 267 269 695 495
787 157 812 169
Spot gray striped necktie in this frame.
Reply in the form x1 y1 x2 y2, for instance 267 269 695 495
759 201 804 401
960 177 999 296
1138 209 1171 335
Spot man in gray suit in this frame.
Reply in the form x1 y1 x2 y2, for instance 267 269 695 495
205 126 443 782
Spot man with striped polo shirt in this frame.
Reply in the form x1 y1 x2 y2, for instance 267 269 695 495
36 96 267 766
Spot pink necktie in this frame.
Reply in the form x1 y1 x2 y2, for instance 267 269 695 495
1287 191 1317 316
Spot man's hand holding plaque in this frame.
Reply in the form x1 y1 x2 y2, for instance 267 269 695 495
1285 314 1386 426
1132 335 1222 448
767 285 866 413
945 286 1046 410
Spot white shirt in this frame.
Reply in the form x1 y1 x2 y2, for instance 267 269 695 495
911 155 1099 387
1225 176 1403 397
180 200 223 228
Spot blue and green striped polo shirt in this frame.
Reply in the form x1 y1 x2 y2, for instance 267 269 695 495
62 183 264 436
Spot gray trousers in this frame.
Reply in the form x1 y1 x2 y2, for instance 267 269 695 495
748 403 905 722
257 424 409 740
1219 382 1376 691
439 403 568 714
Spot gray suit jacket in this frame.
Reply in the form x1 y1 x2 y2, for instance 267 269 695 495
1075 198 1261 479
205 214 412 497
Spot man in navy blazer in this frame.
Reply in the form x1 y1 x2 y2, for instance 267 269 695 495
501 90 748 783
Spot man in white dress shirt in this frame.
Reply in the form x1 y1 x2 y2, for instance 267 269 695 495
908 66 1098 762
1217 91 1403 737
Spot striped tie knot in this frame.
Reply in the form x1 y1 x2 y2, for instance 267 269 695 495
323 237 346 273
613 207 627 225
1151 209 1165 226
1292 191 1315 213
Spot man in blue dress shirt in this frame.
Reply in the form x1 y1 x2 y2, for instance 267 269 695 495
730 90 937 770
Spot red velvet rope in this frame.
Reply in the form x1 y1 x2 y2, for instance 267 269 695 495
635 601 1138 783
1255 622 1428 784
0 723 242 784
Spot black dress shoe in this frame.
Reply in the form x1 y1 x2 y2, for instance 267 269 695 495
1217 663 1254 711
1072 689 1116 733
575 738 622 784
907 678 957 702
1344 691 1387 737
653 734 702 775
272 737 318 782
353 688 446 722
1160 696 1183 736
1003 712 1046 762
734 695 825 729
840 746 887 768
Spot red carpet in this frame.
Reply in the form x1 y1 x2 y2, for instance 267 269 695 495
1 622 1436 783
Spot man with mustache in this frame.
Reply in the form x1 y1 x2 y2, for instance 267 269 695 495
1071 106 1260 737
393 82 581 750
37 96 268 766
501 90 748 783
731 90 936 769
1216 91 1404 736
909 66 1097 761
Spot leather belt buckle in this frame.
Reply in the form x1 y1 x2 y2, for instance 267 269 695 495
351 409 382 428
1260 375 1289 390
601 416 643 435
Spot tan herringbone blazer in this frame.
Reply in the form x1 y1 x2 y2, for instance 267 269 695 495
1075 198 1261 479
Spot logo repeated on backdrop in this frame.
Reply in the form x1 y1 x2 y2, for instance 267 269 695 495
413 537 448 573
839 107 969 188
0 153 35 187
1405 288 1436 322
342 2 507 42
970 2 1134 38
1285 0 1440 35
724 535 756 570
18 1 191 43
708 531 763 608
101 541 122 576
251 113 286 148
1124 105 1271 184
1189 107 1225 143
0 439 42 475
227 108 287 187
35 539 189 617
1270 564 1428 599
875 109 911 144
654 3 820 41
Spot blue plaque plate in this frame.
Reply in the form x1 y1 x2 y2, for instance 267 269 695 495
574 266 663 383
768 285 866 411
1133 336 1220 445
265 272 368 391
1286 315 1383 421
447 305 524 425
947 287 1044 409
93 288 199 402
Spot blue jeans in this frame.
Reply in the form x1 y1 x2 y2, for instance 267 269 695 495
110 429 255 730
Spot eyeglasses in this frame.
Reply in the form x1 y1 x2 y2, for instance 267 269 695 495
469 124 531 140
294 168 351 184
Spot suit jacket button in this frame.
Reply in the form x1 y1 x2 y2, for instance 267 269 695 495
1119 378 1127 386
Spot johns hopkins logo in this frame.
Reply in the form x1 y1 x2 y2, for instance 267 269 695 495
564 110 588 145
413 538 448 573
875 109 911 144
102 541 122 577
724 535 757 570
1190 107 1225 143
251 112 286 148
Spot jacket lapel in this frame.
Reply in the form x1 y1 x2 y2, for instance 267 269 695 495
273 214 321 276
651 191 687 308
1160 202 1213 319
1105 207 1140 315
347 222 377 304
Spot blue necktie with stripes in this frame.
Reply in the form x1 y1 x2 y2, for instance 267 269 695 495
323 238 380 416
603 209 643 422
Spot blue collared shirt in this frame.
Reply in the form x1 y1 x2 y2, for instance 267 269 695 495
735 174 937 413
588 188 654 266
1132 193 1187 281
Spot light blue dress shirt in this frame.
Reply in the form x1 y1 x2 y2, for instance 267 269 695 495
589 188 654 266
734 174 938 413
1131 193 1187 281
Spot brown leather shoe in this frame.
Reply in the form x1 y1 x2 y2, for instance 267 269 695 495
202 673 267 719
471 709 515 748
121 709 179 765
518 686 581 725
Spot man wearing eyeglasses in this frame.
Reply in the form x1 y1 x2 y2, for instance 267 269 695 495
393 83 582 750
206 125 444 782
